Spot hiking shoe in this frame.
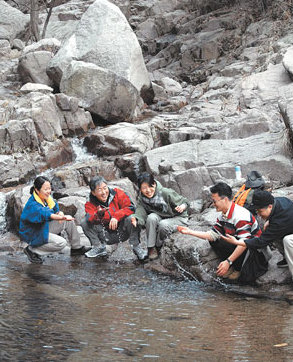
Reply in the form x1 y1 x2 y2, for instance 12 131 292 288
227 270 241 280
133 244 148 261
148 247 159 261
24 246 43 264
71 246 92 256
277 258 288 268
85 246 107 258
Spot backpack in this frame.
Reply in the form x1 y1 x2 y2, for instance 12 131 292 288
233 184 254 209
233 170 265 215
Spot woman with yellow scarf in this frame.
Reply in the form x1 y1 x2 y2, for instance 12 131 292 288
19 176 90 264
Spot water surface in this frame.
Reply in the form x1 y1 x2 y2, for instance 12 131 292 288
1 255 293 361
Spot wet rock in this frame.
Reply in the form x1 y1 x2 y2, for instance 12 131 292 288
60 60 143 122
0 154 35 189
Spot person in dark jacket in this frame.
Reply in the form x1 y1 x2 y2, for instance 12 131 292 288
222 190 293 277
81 176 147 260
131 173 189 260
20 176 89 264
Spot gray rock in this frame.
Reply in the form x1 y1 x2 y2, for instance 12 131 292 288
0 119 39 154
18 51 54 86
84 121 156 156
21 38 61 56
20 83 53 94
283 46 293 81
60 60 143 122
48 0 151 100
0 0 29 41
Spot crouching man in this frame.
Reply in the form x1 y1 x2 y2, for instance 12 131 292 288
178 182 268 283
81 176 147 261
223 190 293 278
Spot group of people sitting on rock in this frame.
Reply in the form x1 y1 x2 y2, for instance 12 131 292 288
19 170 293 284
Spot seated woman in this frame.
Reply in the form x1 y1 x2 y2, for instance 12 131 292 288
19 176 90 264
131 172 189 260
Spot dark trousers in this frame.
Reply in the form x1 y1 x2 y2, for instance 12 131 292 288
209 238 247 271
81 215 139 247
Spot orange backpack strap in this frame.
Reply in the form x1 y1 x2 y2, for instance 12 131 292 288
233 185 252 207
232 184 245 202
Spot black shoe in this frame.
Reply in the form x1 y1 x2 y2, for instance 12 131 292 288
71 246 92 256
24 246 43 264
277 258 288 268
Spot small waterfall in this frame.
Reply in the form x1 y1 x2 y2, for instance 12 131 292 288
71 137 96 163
0 192 7 234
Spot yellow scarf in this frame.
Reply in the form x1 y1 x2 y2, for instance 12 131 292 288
33 191 55 209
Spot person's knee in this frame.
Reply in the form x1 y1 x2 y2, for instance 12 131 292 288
81 217 89 231
146 213 160 224
283 235 293 247
158 220 171 239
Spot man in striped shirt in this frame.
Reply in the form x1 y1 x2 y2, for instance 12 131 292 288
178 182 264 281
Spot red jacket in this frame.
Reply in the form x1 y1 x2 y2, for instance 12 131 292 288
85 187 135 226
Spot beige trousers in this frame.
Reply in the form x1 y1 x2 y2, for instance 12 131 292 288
29 219 81 256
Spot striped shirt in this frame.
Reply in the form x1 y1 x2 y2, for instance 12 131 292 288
210 202 261 241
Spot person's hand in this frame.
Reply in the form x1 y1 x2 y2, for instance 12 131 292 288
131 217 137 227
177 226 190 234
263 220 269 231
109 218 118 230
97 206 107 219
57 211 65 217
175 204 186 213
221 234 238 245
64 215 74 221
217 260 230 276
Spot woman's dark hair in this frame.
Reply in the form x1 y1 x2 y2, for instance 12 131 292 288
137 172 156 189
210 182 232 200
30 176 50 194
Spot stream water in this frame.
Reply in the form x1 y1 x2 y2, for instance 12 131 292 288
1 254 293 361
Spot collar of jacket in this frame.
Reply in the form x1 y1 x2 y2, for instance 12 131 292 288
89 187 116 206
33 191 55 209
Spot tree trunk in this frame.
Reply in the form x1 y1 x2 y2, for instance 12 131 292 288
30 0 40 42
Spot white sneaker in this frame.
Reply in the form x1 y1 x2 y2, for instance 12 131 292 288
85 246 107 258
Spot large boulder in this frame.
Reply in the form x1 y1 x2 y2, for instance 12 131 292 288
48 0 152 102
0 0 29 41
83 121 158 156
144 133 293 198
60 61 142 122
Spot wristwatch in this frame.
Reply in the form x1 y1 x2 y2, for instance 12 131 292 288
226 258 233 266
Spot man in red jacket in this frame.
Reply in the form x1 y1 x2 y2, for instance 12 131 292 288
81 176 147 260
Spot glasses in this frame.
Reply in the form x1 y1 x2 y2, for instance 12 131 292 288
212 197 225 204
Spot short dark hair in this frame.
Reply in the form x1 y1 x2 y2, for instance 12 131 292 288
30 176 50 194
137 172 156 190
210 182 232 200
89 176 107 191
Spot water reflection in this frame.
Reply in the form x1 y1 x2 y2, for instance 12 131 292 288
1 256 293 361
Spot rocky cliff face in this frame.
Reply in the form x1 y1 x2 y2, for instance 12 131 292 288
1 0 293 300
